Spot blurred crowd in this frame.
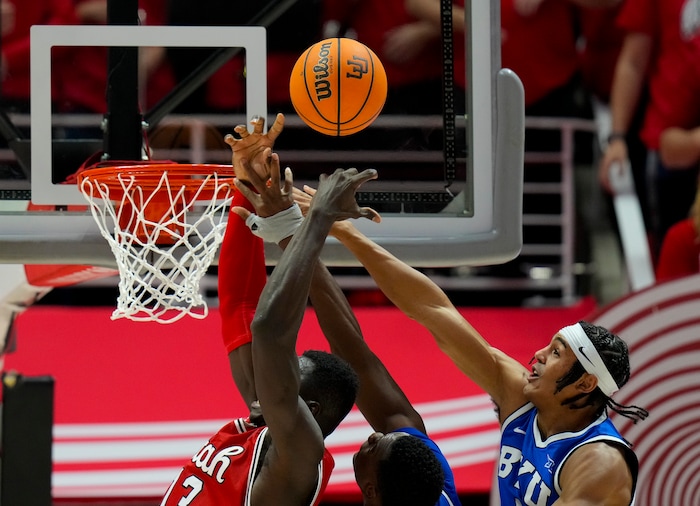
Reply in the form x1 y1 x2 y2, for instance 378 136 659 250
1 0 699 281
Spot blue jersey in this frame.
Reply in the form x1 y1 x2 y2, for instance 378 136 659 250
497 403 638 505
399 427 462 506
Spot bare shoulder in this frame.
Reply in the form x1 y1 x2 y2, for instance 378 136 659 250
558 441 635 505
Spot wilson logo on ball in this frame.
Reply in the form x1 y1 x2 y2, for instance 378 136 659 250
290 37 388 136
313 41 333 101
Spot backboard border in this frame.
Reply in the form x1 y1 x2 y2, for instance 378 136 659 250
30 25 267 205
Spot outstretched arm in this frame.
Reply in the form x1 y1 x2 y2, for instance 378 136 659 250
309 262 425 433
329 220 529 423
294 185 527 420
238 161 378 498
659 126 700 169
598 32 652 192
236 161 410 433
218 114 284 409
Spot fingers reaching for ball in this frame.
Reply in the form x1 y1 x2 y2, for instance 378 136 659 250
294 172 382 224
225 114 286 181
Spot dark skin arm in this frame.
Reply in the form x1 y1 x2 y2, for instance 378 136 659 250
236 157 378 505
234 158 418 433
309 264 425 433
230 148 413 436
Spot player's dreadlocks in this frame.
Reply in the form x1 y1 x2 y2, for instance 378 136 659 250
556 321 649 423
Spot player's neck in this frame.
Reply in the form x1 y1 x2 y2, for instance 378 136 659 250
535 408 599 440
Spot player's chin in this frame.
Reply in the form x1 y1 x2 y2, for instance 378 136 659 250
522 381 536 398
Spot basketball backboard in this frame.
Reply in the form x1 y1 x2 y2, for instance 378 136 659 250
0 1 524 268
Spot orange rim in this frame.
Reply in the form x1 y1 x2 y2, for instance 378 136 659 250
77 163 237 198
77 163 237 245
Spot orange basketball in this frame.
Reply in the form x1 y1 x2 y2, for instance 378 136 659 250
289 38 388 136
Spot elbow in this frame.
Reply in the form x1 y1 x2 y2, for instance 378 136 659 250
659 128 700 169
250 311 276 344
658 150 689 170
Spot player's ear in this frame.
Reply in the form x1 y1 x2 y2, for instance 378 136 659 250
306 400 320 416
361 482 378 501
577 373 598 394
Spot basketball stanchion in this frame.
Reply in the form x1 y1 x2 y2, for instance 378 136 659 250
77 163 237 323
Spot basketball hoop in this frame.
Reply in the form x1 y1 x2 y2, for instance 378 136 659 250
77 163 237 323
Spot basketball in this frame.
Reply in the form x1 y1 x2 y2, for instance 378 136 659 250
289 38 388 136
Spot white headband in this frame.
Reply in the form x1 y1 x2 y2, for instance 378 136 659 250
558 323 619 397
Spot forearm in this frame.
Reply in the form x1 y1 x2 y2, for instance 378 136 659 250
332 222 522 405
608 35 651 136
253 209 335 342
659 127 700 169
251 207 335 436
309 261 424 432
331 223 451 322
309 264 364 360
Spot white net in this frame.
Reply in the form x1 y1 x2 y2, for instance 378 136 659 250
79 166 236 323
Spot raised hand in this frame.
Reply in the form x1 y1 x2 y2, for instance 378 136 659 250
294 183 382 223
309 168 381 223
224 113 285 181
232 148 294 220
599 139 629 193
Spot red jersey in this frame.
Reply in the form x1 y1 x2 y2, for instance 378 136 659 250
56 0 172 113
160 419 335 506
655 218 700 281
577 5 625 102
500 0 579 107
617 0 691 149
1 0 77 102
324 0 444 89
218 191 265 353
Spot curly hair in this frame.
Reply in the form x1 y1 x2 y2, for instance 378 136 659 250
299 350 359 436
556 321 648 423
376 436 444 506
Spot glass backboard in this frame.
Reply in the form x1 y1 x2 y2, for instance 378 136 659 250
0 1 524 268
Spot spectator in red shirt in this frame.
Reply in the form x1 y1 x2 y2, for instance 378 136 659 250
578 3 626 105
599 0 700 256
656 175 700 281
327 0 464 117
1 0 77 113
1 1 14 36
166 0 323 114
406 0 619 155
322 0 465 152
56 0 172 117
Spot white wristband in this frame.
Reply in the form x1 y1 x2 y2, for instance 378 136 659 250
245 203 304 244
